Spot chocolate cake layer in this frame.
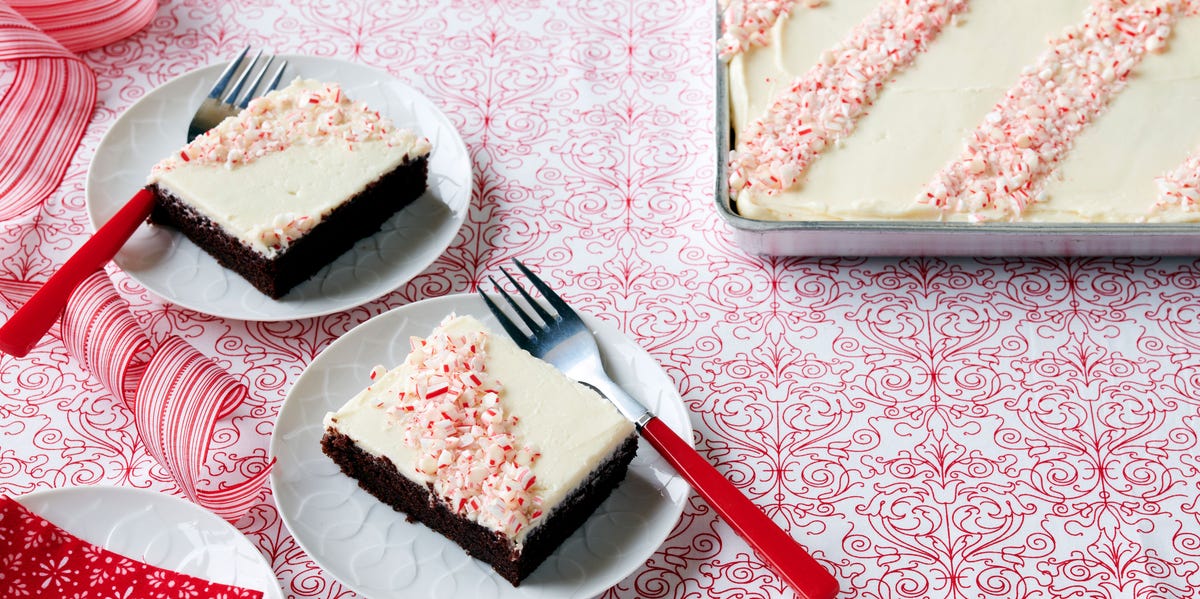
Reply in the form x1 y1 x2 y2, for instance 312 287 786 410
148 155 428 299
320 428 638 586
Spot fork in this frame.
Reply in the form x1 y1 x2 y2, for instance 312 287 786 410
187 46 287 142
480 259 840 599
0 48 287 358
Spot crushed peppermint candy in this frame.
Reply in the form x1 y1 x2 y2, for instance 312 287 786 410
728 0 969 199
148 79 433 255
719 0 822 61
920 0 1184 221
379 319 544 539
150 78 430 175
1146 0 1200 215
1155 147 1200 212
258 212 316 252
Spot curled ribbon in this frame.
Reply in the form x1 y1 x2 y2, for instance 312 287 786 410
0 0 155 219
61 270 273 522
1 1 269 522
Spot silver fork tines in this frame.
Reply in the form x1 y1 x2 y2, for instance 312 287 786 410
204 46 250 101
221 50 267 105
479 259 652 427
188 46 288 142
484 265 567 344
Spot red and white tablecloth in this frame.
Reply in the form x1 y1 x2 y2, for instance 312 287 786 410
3 1 1200 597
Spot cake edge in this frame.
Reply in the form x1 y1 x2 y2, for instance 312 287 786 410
319 427 639 586
147 154 429 298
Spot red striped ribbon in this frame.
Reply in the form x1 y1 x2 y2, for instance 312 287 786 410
59 271 151 407
62 271 273 522
0 0 154 220
1 1 267 522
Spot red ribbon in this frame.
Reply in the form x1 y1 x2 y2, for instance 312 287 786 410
0 0 154 220
62 271 273 522
0 1 269 523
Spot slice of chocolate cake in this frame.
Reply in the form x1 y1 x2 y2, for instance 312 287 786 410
320 314 638 585
146 79 432 298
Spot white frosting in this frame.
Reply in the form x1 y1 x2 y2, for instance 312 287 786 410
323 315 635 545
728 0 1200 223
148 79 432 256
1044 14 1200 222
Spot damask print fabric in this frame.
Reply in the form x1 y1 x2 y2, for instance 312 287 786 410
0 496 264 598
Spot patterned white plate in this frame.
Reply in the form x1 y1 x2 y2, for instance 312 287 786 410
270 294 693 598
15 486 282 599
85 55 471 321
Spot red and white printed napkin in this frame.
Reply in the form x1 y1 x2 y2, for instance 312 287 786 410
0 0 154 220
0 495 265 598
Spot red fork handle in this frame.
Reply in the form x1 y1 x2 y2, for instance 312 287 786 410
640 416 839 599
0 188 156 358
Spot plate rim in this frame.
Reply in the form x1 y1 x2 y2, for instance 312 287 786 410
84 54 471 321
269 292 692 598
15 484 283 599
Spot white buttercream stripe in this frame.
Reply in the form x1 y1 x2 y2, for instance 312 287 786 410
1153 1 1200 213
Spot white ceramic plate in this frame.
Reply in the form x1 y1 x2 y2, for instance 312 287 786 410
271 294 693 598
15 486 282 599
85 55 471 321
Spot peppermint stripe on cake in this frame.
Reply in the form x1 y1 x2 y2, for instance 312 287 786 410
728 0 969 197
921 0 1184 221
719 0 820 60
1155 147 1200 211
387 326 544 537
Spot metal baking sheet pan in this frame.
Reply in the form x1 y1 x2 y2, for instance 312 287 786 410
712 18 1200 258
